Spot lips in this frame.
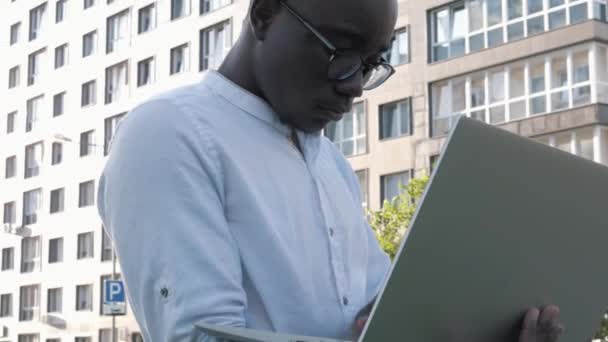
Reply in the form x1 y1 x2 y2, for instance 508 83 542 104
317 104 349 121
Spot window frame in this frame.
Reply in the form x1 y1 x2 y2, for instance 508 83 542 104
379 97 413 140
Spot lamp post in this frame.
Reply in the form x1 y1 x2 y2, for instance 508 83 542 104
53 133 119 342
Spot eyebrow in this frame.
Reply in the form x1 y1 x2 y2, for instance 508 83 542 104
317 24 366 47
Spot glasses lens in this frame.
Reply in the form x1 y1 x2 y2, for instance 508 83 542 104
362 64 392 90
328 53 362 81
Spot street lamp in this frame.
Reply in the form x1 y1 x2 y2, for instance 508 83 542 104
52 133 121 342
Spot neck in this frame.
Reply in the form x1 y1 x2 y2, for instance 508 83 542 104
218 34 266 104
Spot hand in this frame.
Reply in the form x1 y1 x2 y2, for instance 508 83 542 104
351 298 375 339
518 305 564 342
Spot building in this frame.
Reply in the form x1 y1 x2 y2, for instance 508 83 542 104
1 0 607 341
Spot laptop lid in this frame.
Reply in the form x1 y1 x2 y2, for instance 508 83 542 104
360 116 608 342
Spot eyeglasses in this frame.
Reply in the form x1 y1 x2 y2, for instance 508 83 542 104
279 0 395 91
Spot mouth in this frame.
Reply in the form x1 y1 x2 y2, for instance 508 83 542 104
317 104 348 121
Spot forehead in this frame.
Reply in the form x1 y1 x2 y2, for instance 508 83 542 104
290 0 398 51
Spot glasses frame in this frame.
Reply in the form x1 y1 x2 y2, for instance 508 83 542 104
279 0 396 90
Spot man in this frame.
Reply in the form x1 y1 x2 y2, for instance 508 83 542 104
97 0 564 341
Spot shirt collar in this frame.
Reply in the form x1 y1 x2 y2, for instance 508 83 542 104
200 70 323 163
200 70 292 137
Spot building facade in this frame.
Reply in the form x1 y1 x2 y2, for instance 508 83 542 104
1 0 607 341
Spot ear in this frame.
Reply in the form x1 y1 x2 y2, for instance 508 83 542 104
249 0 281 41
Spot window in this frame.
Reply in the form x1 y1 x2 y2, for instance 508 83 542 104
82 30 97 57
104 113 126 155
170 43 189 74
385 27 409 66
138 3 156 33
536 126 602 163
53 92 66 117
99 329 112 342
107 9 130 53
81 80 96 106
50 188 64 214
200 0 232 14
56 0 67 22
0 293 12 317
24 142 43 178
28 49 46 86
9 66 20 89
430 154 440 174
84 0 94 9
21 236 41 273
1 248 14 271
380 98 412 140
5 156 16 179
75 284 92 311
49 237 63 263
431 4 465 61
101 227 113 262
23 189 42 225
52 142 63 165
200 21 232 71
381 171 411 205
3 202 16 224
137 57 154 87
324 102 367 157
55 44 68 69
18 335 40 342
47 288 62 313
105 61 129 104
26 95 43 132
171 0 190 19
430 0 597 62
29 3 47 41
132 333 144 342
431 45 597 137
79 181 95 207
575 127 595 161
7 111 16 134
10 22 20 45
355 170 369 208
77 232 94 259
80 130 95 156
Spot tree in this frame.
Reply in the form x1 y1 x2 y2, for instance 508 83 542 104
367 174 608 340
367 174 429 260
595 312 608 341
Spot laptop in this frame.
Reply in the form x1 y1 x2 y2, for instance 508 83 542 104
196 116 608 342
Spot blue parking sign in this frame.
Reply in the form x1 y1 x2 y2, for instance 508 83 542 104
102 280 126 316
104 280 125 304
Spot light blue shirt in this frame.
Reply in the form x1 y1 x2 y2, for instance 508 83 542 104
97 71 391 341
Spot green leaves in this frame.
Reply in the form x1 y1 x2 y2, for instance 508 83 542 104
595 312 608 341
367 174 429 260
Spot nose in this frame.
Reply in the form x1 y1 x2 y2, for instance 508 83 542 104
334 70 364 99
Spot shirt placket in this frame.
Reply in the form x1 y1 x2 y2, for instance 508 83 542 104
310 170 350 313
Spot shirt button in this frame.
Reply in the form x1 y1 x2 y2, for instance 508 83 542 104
329 227 334 237
343 296 349 306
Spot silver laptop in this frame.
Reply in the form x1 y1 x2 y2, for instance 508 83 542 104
196 116 608 342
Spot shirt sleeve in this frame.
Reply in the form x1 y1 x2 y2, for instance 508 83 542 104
97 99 246 341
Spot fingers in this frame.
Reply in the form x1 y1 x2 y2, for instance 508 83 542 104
519 307 539 342
519 305 564 342
538 305 564 342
